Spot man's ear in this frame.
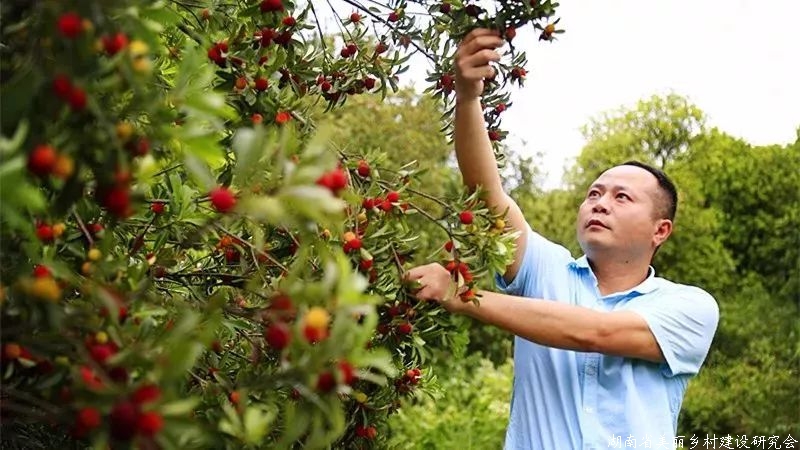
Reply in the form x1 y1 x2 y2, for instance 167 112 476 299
653 219 673 247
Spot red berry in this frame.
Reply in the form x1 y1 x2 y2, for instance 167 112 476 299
465 4 481 17
359 258 373 271
132 384 161 405
27 144 57 176
36 224 54 242
254 77 269 91
375 42 388 54
109 401 139 441
362 197 376 209
350 12 362 22
366 426 377 439
260 0 284 12
495 103 507 113
270 294 293 311
354 160 372 178
303 324 328 344
265 322 291 350
488 130 501 141
33 265 51 278
343 237 361 253
52 75 72 100
207 46 223 62
380 199 393 212
209 186 236 213
224 248 240 263
275 111 291 124
444 240 454 252
316 168 348 193
150 202 165 214
282 16 296 27
251 113 263 124
89 344 115 365
338 360 357 385
260 28 276 47
388 11 400 22
274 30 293 47
459 210 474 225
67 87 87 111
57 12 83 39
363 77 376 90
316 371 336 392
76 407 101 430
132 138 149 156
88 222 104 235
505 27 517 41
136 411 163 437
386 191 400 203
440 3 452 13
102 33 129 56
101 186 132 218
397 322 413 335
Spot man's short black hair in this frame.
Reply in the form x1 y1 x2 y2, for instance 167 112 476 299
620 160 678 221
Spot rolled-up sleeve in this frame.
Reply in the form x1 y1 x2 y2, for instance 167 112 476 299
631 287 720 377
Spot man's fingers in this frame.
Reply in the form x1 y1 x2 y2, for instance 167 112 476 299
461 28 501 47
415 285 437 301
460 65 496 82
403 267 424 281
459 48 501 70
458 35 504 58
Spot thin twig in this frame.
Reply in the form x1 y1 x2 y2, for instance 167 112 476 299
307 1 329 55
71 207 94 247
404 200 450 234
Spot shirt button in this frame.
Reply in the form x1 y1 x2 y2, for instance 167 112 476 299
584 406 594 413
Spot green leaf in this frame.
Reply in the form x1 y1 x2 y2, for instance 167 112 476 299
243 405 276 445
161 397 201 417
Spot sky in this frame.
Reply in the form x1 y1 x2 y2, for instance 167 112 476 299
495 0 800 188
325 1 800 188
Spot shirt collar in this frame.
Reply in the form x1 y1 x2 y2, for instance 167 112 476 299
569 255 659 296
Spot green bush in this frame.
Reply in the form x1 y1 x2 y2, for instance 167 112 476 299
387 355 513 450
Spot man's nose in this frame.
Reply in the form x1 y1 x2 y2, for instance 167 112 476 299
591 196 609 213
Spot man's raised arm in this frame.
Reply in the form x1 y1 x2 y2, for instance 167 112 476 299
453 29 529 283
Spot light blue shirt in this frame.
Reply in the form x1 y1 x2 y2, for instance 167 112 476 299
496 226 719 450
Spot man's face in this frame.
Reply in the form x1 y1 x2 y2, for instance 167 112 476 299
576 165 672 258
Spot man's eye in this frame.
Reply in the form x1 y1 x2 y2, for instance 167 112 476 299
587 191 600 198
616 193 630 200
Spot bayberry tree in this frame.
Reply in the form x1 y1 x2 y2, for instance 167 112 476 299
0 1 561 448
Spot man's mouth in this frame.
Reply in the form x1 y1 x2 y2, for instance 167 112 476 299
586 219 609 229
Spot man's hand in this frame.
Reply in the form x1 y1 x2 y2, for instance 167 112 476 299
403 263 465 312
454 28 504 102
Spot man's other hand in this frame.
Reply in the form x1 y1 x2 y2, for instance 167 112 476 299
403 263 464 312
454 28 504 102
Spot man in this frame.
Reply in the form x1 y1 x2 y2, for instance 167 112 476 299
404 29 720 449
